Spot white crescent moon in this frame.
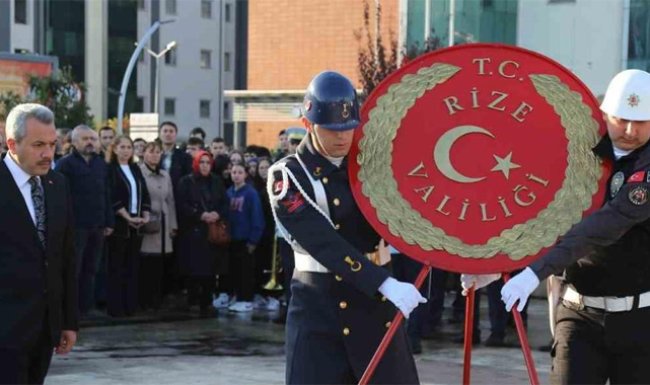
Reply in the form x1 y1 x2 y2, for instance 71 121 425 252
434 125 494 183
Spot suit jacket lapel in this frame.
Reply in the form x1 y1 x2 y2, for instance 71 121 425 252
42 172 56 256
0 159 42 247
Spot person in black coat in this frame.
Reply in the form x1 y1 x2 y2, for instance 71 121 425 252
0 104 78 384
176 150 228 315
106 135 151 317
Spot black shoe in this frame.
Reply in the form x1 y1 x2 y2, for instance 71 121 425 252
538 340 553 352
453 332 481 345
411 341 422 355
484 333 508 347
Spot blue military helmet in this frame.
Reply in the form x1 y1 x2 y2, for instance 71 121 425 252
301 71 360 131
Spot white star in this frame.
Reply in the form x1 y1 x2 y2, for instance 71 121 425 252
491 152 521 179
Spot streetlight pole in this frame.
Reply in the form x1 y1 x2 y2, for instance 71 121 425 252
142 41 177 114
117 19 174 135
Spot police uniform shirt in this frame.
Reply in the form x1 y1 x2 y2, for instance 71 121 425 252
530 135 650 296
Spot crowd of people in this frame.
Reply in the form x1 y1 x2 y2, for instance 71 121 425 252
0 118 310 320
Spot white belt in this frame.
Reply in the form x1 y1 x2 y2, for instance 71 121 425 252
293 249 391 274
562 286 650 312
294 251 330 273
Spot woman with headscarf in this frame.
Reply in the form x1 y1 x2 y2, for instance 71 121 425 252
175 151 228 315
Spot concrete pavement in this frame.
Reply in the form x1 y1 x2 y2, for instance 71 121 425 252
47 294 553 385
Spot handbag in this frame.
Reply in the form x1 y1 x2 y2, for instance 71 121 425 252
141 211 162 234
207 219 230 245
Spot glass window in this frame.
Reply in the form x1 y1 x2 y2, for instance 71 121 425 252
200 49 212 69
166 0 176 15
224 52 231 72
164 98 176 116
225 3 231 22
629 0 650 71
165 47 177 66
201 0 212 18
200 100 211 118
14 0 27 24
223 101 230 121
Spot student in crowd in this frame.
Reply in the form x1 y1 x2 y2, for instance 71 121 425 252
225 163 265 312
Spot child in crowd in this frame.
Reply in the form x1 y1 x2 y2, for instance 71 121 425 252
225 163 265 312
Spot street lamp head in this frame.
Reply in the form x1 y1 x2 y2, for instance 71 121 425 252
166 41 177 50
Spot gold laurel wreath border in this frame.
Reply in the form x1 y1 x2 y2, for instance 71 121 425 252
357 63 602 260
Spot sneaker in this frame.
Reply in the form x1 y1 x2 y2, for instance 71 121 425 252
228 301 253 312
266 297 281 311
212 293 230 309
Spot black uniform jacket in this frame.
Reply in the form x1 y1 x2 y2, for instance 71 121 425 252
0 155 78 349
270 136 418 383
531 136 650 296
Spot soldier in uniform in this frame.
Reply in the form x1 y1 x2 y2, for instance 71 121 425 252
268 71 426 385
462 69 650 384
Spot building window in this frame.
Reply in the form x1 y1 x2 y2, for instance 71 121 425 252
200 100 211 118
225 3 231 22
138 0 145 10
165 47 177 66
200 49 212 69
629 0 650 70
224 52 231 72
201 0 212 18
166 0 176 15
223 102 230 121
164 98 176 116
14 0 27 24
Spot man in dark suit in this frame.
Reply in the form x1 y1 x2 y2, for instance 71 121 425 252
159 121 192 188
0 103 78 384
158 121 192 298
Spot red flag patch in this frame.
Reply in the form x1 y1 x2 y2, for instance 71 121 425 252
627 171 646 183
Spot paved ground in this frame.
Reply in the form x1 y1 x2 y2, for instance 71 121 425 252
47 293 552 385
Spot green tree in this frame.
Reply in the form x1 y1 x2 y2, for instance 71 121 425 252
0 66 94 129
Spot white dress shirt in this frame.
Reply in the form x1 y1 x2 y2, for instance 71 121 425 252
4 153 39 225
120 164 139 214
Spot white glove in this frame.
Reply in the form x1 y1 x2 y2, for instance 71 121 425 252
500 267 540 312
378 277 427 319
460 273 501 295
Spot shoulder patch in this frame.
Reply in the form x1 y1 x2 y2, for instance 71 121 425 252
629 185 649 206
273 180 285 194
627 171 647 183
281 191 306 213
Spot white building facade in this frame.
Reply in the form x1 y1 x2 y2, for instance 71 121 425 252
136 0 237 140
400 0 645 98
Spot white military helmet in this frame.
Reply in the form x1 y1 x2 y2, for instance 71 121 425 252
600 69 650 121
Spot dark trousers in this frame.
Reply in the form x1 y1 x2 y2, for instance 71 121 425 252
228 241 255 302
551 302 650 385
426 268 449 333
94 239 109 306
139 254 165 310
0 317 53 385
278 237 294 304
486 276 528 337
74 227 105 314
187 276 214 309
107 234 142 317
